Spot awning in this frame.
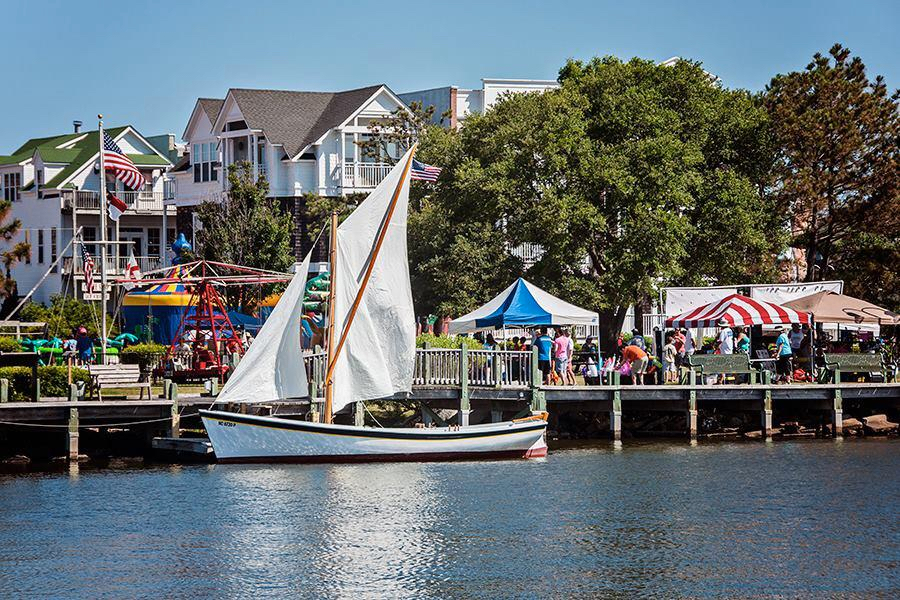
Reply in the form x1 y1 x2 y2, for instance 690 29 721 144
783 291 899 325
448 278 598 334
665 293 809 328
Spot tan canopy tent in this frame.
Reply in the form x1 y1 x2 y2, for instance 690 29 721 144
784 291 899 325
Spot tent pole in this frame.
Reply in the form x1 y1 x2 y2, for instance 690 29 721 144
809 315 815 378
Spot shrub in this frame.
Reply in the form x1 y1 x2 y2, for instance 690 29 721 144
416 333 481 350
0 337 22 352
0 366 90 401
120 343 167 369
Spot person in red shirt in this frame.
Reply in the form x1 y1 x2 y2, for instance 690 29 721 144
619 344 649 385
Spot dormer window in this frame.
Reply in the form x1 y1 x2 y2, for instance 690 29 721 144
37 169 44 187
2 172 21 202
192 142 218 183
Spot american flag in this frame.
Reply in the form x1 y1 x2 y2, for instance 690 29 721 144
103 132 145 191
410 159 442 182
81 243 95 294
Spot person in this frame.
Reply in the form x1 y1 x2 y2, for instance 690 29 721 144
565 329 577 385
735 327 751 354
534 327 554 385
483 333 498 351
581 336 600 384
716 320 734 355
662 335 677 383
684 328 695 357
774 325 794 383
74 326 92 365
672 329 686 368
629 329 645 350
788 323 804 356
552 330 572 385
619 343 649 385
511 336 521 351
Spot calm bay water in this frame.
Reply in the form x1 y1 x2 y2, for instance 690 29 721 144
0 439 897 598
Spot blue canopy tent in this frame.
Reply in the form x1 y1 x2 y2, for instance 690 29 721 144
121 279 192 345
449 278 598 333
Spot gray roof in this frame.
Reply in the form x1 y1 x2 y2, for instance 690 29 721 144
198 98 224 125
227 85 385 157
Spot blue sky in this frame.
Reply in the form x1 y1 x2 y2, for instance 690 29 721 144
2 0 897 150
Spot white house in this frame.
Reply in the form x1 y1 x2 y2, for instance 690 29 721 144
169 85 411 258
400 78 560 128
0 122 174 305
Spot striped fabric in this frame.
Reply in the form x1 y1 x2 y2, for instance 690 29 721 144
665 293 809 328
103 132 145 191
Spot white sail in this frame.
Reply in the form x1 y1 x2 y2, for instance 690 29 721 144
217 251 312 403
330 148 417 413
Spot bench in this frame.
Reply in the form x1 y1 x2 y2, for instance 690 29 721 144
89 364 151 400
823 353 894 384
685 353 758 384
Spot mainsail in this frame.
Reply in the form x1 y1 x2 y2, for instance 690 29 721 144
216 251 312 403
329 149 417 413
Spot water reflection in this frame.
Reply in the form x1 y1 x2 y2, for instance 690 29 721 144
0 439 897 598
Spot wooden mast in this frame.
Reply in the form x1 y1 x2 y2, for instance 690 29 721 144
322 147 416 411
323 210 339 424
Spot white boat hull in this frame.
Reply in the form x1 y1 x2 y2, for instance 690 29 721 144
200 410 548 463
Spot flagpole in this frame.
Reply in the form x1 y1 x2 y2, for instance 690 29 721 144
98 115 108 361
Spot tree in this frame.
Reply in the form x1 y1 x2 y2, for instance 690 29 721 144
195 162 294 312
358 101 442 165
20 295 115 339
0 197 30 315
765 44 899 285
414 57 782 350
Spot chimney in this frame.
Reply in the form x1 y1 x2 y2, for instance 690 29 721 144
73 120 82 134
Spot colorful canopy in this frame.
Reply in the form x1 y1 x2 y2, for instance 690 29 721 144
783 291 899 325
449 278 598 333
665 293 809 328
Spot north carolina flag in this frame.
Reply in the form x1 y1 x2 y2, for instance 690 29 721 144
123 250 142 290
107 192 127 222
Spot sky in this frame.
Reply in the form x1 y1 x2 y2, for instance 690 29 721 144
1 0 897 150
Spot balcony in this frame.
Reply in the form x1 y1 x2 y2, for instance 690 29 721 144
62 255 162 276
341 162 392 189
61 190 169 214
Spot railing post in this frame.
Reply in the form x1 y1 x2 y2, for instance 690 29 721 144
423 342 432 384
530 345 545 414
611 371 622 440
355 401 365 427
493 348 502 389
459 343 470 426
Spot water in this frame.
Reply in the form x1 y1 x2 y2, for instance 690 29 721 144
0 439 897 599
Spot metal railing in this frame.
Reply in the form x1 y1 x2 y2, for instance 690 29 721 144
63 255 162 275
61 190 166 212
341 162 392 188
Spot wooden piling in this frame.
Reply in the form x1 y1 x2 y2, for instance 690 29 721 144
762 371 773 438
611 371 622 441
530 345 546 414
459 342 470 426
170 382 181 439
832 381 843 437
67 384 79 461
687 369 698 439
354 401 365 427
0 378 8 403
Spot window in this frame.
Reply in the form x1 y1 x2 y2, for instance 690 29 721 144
50 228 57 272
37 169 44 188
3 172 21 202
83 227 96 256
24 230 30 264
167 228 176 252
37 230 44 264
344 136 356 163
193 141 218 183
148 228 160 257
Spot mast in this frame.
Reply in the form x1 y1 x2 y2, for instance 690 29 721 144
98 115 108 360
323 210 339 424
323 146 416 400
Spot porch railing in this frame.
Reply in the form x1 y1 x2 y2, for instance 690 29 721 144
61 190 167 212
341 162 392 188
63 255 162 275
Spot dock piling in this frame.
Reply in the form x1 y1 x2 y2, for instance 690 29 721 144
762 371 773 438
688 369 698 439
832 385 843 437
0 378 7 403
67 385 79 461
354 401 365 427
459 342 470 425
611 371 622 441
530 346 546 415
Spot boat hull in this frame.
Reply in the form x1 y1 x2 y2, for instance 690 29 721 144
200 410 548 463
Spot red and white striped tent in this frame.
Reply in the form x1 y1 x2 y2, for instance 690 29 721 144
665 293 810 328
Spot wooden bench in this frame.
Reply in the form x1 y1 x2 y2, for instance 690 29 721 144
824 353 893 384
685 353 758 384
89 364 151 400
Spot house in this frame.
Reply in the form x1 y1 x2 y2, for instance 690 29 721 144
169 84 411 258
0 122 174 305
400 78 560 128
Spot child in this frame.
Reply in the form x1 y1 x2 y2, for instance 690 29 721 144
663 336 677 383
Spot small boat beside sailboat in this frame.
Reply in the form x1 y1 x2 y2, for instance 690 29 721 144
200 147 548 463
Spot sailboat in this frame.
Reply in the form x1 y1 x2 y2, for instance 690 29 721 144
199 148 548 463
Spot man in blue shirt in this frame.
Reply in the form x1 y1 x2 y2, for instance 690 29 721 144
774 326 793 383
535 327 554 384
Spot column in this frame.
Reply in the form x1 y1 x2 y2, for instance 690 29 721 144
251 134 258 181
161 202 167 264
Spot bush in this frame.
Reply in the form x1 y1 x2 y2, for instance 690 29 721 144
0 337 22 352
0 366 90 401
120 343 167 369
19 295 117 339
416 333 482 350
